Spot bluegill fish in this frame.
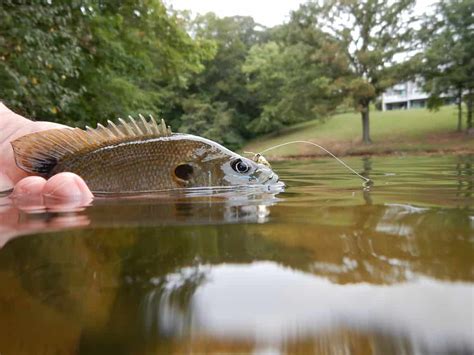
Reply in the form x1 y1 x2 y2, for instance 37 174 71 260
12 115 282 193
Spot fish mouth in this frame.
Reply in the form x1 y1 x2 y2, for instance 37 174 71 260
262 172 282 185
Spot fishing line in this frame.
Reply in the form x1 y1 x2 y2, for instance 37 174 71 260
248 140 373 187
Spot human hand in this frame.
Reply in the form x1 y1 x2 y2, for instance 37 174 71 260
0 102 93 201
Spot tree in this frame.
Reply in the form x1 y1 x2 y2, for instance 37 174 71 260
179 99 242 145
180 13 266 147
420 0 474 132
242 11 351 134
0 1 86 120
294 0 417 143
242 42 287 133
73 0 214 127
243 34 348 133
0 0 213 127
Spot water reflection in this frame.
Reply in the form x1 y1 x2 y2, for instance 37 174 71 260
456 160 473 200
142 265 209 338
0 187 280 247
0 195 92 248
141 262 472 353
361 156 373 205
0 155 472 354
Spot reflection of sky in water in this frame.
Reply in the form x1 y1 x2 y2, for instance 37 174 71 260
144 262 473 353
142 266 210 337
375 204 429 237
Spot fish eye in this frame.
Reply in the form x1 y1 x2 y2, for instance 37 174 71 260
231 159 251 174
174 163 194 181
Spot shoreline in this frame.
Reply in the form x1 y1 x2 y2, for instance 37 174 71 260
252 148 474 161
244 130 474 161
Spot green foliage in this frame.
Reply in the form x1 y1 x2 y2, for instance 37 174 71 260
178 13 265 145
419 0 474 129
293 0 418 143
179 99 242 148
242 13 350 134
242 42 285 133
0 1 85 120
0 1 471 149
0 0 213 127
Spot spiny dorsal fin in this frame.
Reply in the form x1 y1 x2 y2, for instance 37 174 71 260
128 115 143 135
149 114 160 134
12 115 172 176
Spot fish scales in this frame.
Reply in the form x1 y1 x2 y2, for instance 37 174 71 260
52 138 222 192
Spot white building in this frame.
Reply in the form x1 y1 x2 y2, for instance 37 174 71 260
381 80 429 111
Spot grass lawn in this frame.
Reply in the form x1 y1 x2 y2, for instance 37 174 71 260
243 106 473 158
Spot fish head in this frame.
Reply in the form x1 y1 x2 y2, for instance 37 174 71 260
218 155 280 186
172 136 282 189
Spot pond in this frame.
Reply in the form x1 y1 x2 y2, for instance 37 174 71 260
0 155 472 354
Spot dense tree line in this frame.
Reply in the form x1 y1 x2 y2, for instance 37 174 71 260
0 0 213 127
1 0 472 148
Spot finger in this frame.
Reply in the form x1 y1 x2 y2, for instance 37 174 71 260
12 176 47 196
10 176 47 212
42 172 94 201
0 172 14 194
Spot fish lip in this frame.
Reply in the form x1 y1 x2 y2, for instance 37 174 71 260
261 173 273 184
261 172 281 185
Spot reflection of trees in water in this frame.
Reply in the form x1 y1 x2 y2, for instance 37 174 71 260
260 204 473 284
361 156 373 205
456 156 473 202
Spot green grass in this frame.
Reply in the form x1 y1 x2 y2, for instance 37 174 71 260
243 106 473 157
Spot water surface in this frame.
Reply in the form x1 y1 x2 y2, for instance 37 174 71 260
0 155 472 354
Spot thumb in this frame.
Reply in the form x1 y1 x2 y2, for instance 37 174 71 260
0 172 14 194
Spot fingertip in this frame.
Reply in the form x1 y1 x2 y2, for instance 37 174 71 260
43 173 94 201
72 174 94 200
12 176 47 196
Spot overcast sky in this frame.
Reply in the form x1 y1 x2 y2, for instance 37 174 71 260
167 0 301 27
167 0 438 28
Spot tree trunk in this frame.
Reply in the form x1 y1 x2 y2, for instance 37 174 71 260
361 103 372 144
457 89 462 132
466 89 473 131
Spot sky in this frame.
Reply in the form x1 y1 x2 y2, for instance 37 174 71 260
167 0 438 28
167 0 306 27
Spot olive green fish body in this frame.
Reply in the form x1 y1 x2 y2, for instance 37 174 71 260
52 136 231 192
12 116 280 193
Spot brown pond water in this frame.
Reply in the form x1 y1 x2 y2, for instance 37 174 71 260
0 155 472 354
